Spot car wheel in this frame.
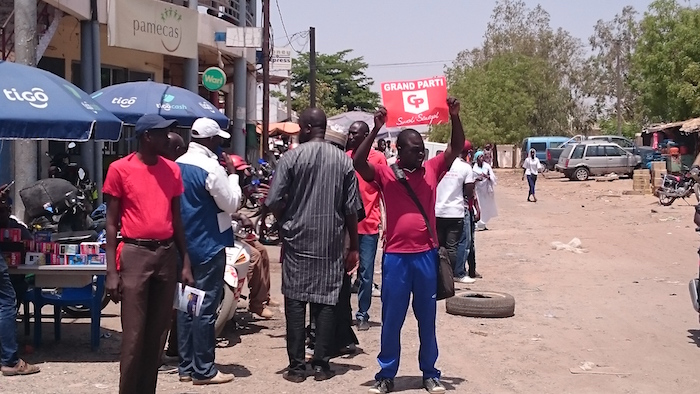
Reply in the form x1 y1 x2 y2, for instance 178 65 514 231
574 167 589 181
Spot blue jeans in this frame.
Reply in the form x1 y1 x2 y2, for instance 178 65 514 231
455 210 474 278
356 233 379 322
376 249 440 380
527 174 537 196
0 254 18 367
177 249 226 380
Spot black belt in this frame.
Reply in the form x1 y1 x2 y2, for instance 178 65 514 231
122 238 173 249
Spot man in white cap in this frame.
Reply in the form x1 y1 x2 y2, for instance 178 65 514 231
175 117 242 385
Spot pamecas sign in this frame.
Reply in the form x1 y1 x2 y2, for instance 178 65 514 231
108 0 198 59
381 76 449 128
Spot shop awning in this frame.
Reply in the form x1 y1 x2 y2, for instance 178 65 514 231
644 117 700 134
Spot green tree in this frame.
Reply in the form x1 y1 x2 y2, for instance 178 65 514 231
436 0 581 144
290 82 346 117
285 49 379 114
631 0 700 122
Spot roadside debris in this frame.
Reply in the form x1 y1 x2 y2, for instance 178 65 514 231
596 173 619 182
551 238 587 254
569 361 631 376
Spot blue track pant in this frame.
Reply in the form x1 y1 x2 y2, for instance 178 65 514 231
376 249 440 380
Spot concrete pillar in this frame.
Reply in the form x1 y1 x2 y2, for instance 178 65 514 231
80 20 95 184
182 0 198 94
246 71 258 163
12 0 38 220
232 57 247 157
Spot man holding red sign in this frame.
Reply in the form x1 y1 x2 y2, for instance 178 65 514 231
353 97 464 394
381 76 449 128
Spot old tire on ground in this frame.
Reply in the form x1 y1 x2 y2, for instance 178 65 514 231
445 291 515 318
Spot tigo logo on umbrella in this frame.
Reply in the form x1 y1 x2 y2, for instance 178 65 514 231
3 87 49 109
112 96 137 108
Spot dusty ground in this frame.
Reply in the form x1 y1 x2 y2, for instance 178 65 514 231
3 170 700 394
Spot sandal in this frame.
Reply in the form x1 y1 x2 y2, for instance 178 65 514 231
1 359 40 376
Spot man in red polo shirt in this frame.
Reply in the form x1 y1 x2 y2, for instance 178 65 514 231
103 114 194 394
346 121 386 331
354 99 465 394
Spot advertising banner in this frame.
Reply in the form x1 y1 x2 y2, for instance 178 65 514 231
380 76 449 128
108 0 198 59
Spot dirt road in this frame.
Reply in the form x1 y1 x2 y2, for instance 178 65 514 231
3 171 700 394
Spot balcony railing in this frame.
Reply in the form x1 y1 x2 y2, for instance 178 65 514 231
162 0 255 27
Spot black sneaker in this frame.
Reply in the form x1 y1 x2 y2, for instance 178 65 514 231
356 318 370 331
313 366 336 381
282 370 306 383
158 364 177 374
423 377 446 393
369 378 394 394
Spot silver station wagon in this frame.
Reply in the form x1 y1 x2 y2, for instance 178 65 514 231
555 140 643 181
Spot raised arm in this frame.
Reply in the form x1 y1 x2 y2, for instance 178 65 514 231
443 98 466 169
353 107 387 183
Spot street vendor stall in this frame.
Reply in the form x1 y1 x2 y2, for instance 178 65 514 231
643 117 700 172
0 61 122 351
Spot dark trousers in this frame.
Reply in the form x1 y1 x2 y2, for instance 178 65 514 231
455 210 474 279
178 250 226 380
466 212 477 277
308 274 358 356
436 217 463 269
527 174 537 196
286 297 335 372
118 242 177 394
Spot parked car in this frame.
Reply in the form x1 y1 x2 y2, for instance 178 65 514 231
547 135 653 170
521 136 572 169
555 140 643 181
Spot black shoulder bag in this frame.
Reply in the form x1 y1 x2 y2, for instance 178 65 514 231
390 164 455 300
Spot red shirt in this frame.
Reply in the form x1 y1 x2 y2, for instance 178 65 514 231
347 149 387 235
103 153 184 240
374 154 447 253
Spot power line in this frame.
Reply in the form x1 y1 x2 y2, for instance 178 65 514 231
274 0 302 53
367 60 454 68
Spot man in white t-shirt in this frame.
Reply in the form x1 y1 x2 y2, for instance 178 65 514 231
436 140 476 284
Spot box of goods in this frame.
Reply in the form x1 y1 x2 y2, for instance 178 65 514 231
24 252 47 266
651 161 666 172
2 252 22 267
64 254 88 265
80 242 101 255
49 254 62 265
22 240 35 252
33 231 53 243
36 242 57 254
87 254 106 265
0 228 21 242
59 244 80 255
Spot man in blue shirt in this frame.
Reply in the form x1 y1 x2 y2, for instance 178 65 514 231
176 118 242 385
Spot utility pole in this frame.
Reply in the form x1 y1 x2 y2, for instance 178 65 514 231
286 77 292 120
13 0 37 219
80 1 95 200
261 0 270 157
309 26 316 107
615 39 622 136
183 0 198 93
91 0 104 204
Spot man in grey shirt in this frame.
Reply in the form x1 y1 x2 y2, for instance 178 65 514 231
265 107 362 383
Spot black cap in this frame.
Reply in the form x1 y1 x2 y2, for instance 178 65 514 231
134 114 178 136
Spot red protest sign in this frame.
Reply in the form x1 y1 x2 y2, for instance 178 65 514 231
380 76 449 128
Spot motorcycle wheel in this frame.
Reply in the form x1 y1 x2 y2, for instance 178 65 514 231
256 212 280 245
658 193 676 207
62 289 110 317
215 285 237 337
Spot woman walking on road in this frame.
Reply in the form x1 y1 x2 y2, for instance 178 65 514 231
522 148 542 202
472 150 497 231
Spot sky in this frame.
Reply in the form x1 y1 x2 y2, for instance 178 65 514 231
266 0 698 93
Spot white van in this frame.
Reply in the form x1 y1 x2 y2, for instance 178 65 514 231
424 141 447 160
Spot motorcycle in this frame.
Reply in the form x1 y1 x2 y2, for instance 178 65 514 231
657 166 700 206
47 142 97 206
214 222 255 337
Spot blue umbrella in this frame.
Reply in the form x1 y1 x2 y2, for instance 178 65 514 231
0 61 123 141
91 81 230 129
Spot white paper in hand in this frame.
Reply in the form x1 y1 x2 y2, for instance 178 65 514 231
174 283 206 316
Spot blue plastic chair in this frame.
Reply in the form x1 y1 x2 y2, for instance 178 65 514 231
22 276 105 351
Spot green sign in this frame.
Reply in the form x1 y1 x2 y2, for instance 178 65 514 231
202 67 226 91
